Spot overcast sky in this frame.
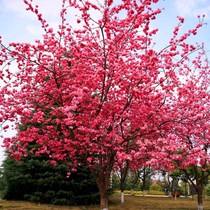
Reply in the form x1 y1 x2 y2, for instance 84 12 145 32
0 0 210 165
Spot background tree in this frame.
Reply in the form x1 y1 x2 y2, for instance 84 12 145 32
130 170 141 195
0 151 100 205
138 166 153 196
116 160 130 203
183 166 210 206
169 170 181 199
163 59 210 210
161 170 177 196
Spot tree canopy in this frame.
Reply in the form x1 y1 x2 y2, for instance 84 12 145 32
0 1 210 209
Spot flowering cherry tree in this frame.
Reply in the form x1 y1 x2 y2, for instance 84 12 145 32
0 0 208 209
165 58 210 210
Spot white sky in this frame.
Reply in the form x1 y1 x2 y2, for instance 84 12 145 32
0 0 210 165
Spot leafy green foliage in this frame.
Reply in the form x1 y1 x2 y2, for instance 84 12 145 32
205 184 210 196
0 153 99 205
112 171 152 191
149 183 162 191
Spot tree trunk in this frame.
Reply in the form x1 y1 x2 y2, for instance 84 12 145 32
197 187 203 210
184 182 188 198
97 177 109 210
99 188 109 210
120 177 125 203
142 175 146 197
93 171 110 210
119 160 129 204
131 188 135 196
121 191 124 203
174 191 177 200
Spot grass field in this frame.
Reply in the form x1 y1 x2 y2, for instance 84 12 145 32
0 194 210 210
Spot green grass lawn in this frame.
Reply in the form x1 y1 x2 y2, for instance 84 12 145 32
0 194 210 210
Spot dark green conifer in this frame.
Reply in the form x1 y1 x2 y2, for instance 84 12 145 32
0 151 99 205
